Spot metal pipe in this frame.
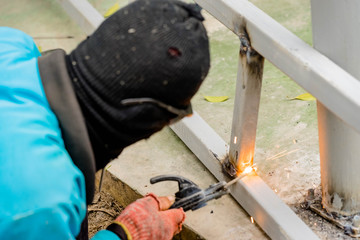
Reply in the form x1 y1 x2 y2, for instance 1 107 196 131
311 0 360 215
226 33 264 175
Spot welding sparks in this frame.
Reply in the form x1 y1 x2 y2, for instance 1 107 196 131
250 217 254 224
267 150 286 159
266 149 300 161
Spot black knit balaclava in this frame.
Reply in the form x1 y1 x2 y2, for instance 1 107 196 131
67 0 210 169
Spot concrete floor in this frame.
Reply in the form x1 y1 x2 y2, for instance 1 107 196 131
1 0 323 239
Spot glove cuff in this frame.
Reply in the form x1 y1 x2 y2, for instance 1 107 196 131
107 222 131 240
114 209 146 239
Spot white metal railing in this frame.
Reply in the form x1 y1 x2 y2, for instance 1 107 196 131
195 0 360 134
56 0 360 239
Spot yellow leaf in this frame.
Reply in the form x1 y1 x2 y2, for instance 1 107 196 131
104 3 120 18
204 96 229 102
291 93 316 101
37 45 42 53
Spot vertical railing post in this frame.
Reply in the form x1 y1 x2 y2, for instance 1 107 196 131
311 1 360 216
223 33 264 176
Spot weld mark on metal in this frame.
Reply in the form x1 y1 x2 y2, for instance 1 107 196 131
304 188 360 238
221 155 237 178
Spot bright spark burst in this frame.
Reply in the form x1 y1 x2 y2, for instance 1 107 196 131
243 165 253 174
224 164 257 188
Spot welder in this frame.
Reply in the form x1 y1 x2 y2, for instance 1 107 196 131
0 0 210 239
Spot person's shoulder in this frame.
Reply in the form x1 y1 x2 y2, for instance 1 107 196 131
0 27 40 58
0 27 35 45
0 27 28 36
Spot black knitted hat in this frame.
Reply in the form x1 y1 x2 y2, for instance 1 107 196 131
67 0 210 168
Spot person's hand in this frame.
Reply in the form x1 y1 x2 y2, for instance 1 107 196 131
113 193 185 240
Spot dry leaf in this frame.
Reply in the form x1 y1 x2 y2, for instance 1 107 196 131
104 3 120 18
204 96 229 102
291 93 316 101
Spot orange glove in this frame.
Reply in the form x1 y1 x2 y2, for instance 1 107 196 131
109 193 185 240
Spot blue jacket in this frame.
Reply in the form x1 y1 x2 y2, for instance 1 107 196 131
0 27 120 240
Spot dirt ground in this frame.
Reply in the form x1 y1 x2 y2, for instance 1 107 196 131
88 190 124 238
292 203 355 240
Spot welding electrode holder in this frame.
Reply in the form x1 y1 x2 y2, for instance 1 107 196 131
150 175 230 212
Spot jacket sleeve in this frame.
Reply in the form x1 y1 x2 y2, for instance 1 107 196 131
0 27 87 240
91 230 122 240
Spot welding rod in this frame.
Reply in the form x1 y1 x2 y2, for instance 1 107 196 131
224 172 249 188
33 36 74 39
